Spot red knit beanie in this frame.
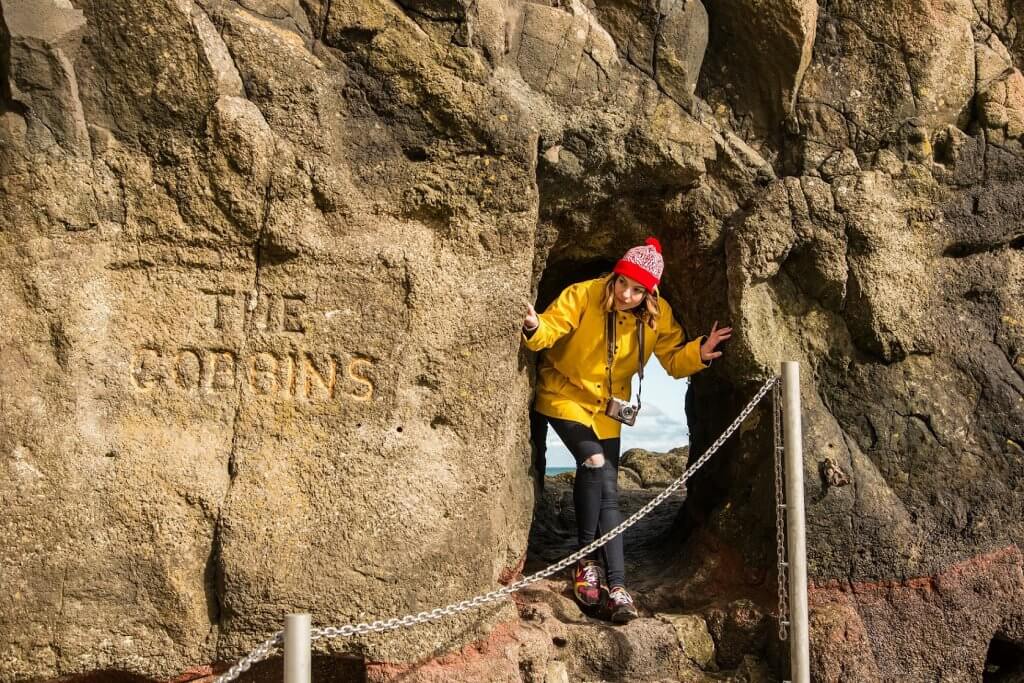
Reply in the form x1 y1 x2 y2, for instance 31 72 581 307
613 237 664 291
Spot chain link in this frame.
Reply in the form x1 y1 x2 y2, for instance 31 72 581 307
773 380 790 642
214 375 781 682
214 632 284 683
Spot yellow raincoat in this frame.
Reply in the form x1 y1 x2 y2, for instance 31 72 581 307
523 277 709 439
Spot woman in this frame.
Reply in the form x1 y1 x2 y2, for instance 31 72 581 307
522 237 731 622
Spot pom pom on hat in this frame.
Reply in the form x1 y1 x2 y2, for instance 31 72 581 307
613 236 664 290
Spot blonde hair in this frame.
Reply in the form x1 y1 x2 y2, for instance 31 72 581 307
601 274 660 329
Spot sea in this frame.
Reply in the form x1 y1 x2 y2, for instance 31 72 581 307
545 466 576 476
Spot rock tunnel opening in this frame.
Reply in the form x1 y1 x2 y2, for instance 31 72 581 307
984 635 1024 681
523 251 699 588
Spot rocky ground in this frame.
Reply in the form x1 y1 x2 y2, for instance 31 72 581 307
517 448 781 683
175 449 787 682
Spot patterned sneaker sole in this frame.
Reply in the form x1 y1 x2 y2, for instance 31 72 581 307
610 608 638 624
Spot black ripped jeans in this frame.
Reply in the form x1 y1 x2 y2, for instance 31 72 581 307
530 409 625 587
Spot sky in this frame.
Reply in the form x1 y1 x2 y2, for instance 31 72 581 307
544 356 689 470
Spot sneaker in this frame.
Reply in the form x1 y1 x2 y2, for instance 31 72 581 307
606 586 638 623
572 560 605 607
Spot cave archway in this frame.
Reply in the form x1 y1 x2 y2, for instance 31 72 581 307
523 251 697 585
984 634 1024 681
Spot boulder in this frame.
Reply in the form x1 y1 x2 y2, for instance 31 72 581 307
620 446 687 488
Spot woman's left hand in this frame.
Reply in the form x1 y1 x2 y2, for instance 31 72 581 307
700 321 732 362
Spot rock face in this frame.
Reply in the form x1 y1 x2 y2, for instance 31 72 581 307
0 0 1022 682
1 0 537 677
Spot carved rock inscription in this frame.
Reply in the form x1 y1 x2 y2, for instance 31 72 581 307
129 288 375 401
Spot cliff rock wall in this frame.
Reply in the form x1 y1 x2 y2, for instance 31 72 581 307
0 0 1022 680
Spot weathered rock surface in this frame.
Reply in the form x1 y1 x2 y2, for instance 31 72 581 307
2 0 537 677
1 0 1023 680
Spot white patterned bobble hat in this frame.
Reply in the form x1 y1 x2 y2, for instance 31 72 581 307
612 237 663 290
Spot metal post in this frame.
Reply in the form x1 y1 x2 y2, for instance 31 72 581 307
284 613 311 683
782 362 810 683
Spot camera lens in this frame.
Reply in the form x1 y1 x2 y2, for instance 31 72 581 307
621 405 635 419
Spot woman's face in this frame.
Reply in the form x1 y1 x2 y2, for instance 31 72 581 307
613 274 647 311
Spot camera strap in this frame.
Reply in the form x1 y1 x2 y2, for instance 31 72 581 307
606 311 645 409
636 316 644 410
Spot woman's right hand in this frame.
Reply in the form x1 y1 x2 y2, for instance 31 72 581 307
524 303 539 331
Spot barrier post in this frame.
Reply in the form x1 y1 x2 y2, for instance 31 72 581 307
284 613 311 683
782 362 810 683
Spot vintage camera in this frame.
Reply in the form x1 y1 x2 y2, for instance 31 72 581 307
605 397 640 426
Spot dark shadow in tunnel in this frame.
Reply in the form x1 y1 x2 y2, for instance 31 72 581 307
984 635 1024 681
534 257 616 311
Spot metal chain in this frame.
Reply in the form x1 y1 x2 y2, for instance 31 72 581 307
773 379 790 641
214 375 781 682
215 632 284 683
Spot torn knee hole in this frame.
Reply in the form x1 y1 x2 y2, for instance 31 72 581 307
582 453 605 468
